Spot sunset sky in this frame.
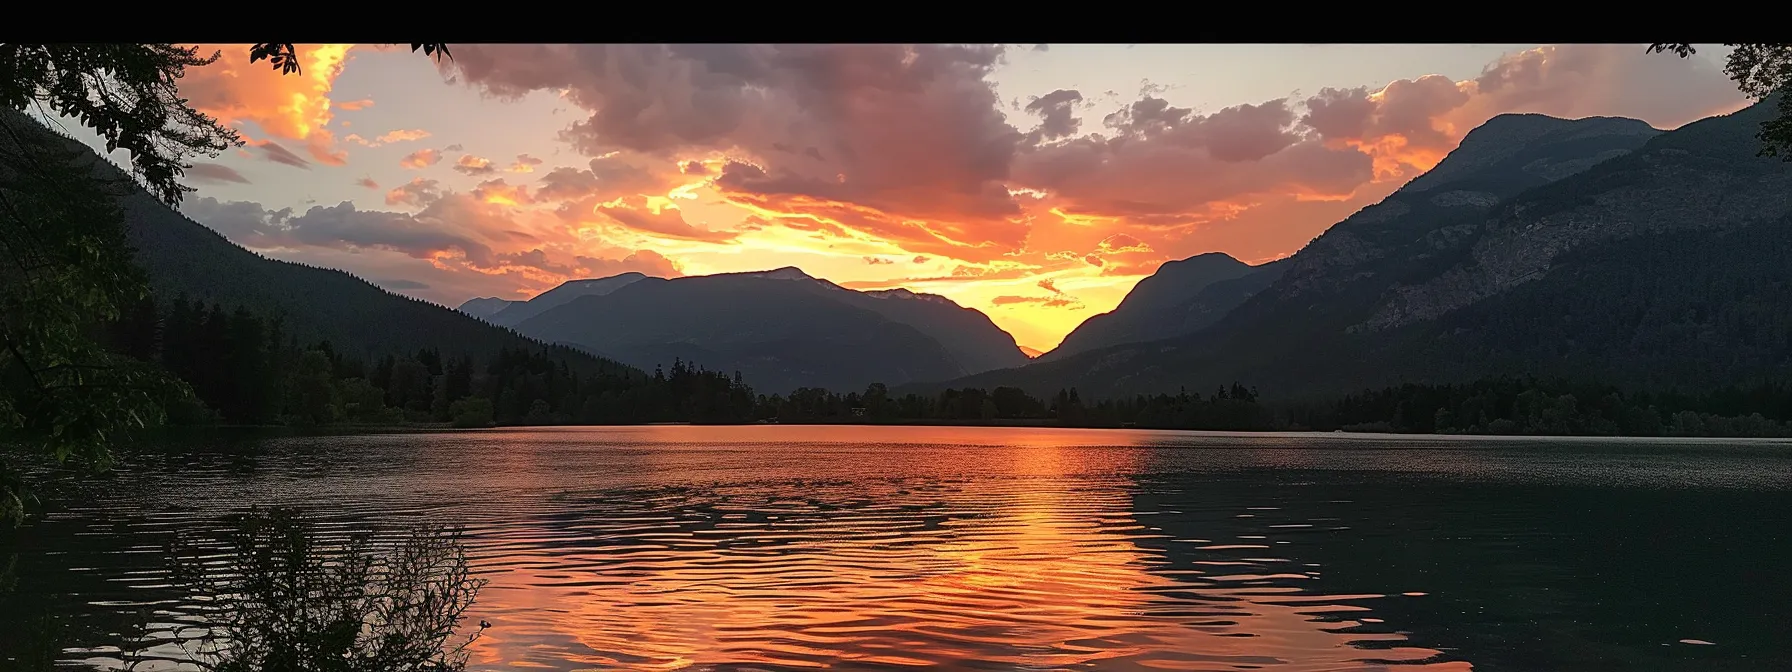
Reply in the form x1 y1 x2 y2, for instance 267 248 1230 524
55 44 1748 351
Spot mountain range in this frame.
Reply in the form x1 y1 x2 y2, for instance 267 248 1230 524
18 93 1789 407
459 268 1029 394
0 109 640 381
924 98 1792 399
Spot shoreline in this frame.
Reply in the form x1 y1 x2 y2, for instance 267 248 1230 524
140 420 1792 443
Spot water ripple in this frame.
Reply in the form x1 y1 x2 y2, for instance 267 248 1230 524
8 425 1792 670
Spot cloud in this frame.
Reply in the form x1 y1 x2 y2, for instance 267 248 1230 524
185 162 250 185
376 129 431 144
991 295 1081 309
583 196 737 242
386 177 443 207
178 44 353 166
337 99 374 111
444 143 464 152
1299 44 1748 180
379 278 430 290
400 148 442 169
210 42 1738 344
1024 89 1084 143
453 154 497 176
348 129 433 147
256 141 312 169
444 44 1030 261
355 177 379 189
864 256 894 265
472 178 534 205
574 249 684 278
534 156 674 202
181 193 677 299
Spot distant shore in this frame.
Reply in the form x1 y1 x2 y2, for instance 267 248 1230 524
138 419 1792 442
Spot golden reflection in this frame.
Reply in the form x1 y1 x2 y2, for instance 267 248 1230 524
453 426 1473 671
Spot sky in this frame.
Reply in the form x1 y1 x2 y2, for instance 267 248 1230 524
51 43 1750 352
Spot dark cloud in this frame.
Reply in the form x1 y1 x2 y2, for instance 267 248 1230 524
182 194 675 289
258 141 310 169
1024 89 1084 143
445 44 1029 253
534 157 669 202
444 143 464 152
355 177 380 189
186 162 251 185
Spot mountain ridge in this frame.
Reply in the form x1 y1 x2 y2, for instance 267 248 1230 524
910 105 1789 399
480 267 1029 393
0 109 642 379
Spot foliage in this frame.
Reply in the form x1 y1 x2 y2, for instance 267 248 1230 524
1330 377 1792 437
250 44 450 77
0 115 189 525
748 381 1270 430
165 508 488 672
0 44 454 525
106 296 758 427
0 44 240 205
1651 43 1792 158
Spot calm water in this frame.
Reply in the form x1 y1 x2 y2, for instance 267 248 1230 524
4 426 1792 671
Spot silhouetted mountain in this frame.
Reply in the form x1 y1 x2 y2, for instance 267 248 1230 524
508 267 1025 393
928 104 1792 399
463 272 649 327
844 287 1030 373
1040 253 1281 361
457 297 520 320
0 109 640 379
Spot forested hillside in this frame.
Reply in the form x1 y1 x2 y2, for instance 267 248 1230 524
930 102 1792 400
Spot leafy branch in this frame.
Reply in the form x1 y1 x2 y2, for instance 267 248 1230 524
1650 43 1792 159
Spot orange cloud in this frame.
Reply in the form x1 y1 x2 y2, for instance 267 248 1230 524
400 148 442 169
178 44 354 166
386 177 441 207
178 43 1751 351
454 154 497 176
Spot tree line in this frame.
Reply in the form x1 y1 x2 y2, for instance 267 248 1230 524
104 296 758 429
109 297 1792 441
748 378 1792 438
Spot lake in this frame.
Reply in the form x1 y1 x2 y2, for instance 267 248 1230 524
3 426 1791 671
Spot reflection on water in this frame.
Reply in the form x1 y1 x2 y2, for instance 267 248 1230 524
4 426 1792 671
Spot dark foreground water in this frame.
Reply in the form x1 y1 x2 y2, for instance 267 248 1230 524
3 426 1791 671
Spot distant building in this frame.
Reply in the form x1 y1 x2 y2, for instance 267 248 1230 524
851 407 867 417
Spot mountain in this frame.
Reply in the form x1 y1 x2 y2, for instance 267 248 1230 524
463 273 649 327
844 287 1030 374
1039 253 1283 361
928 104 1792 399
506 267 1027 393
458 297 521 320
0 110 640 378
